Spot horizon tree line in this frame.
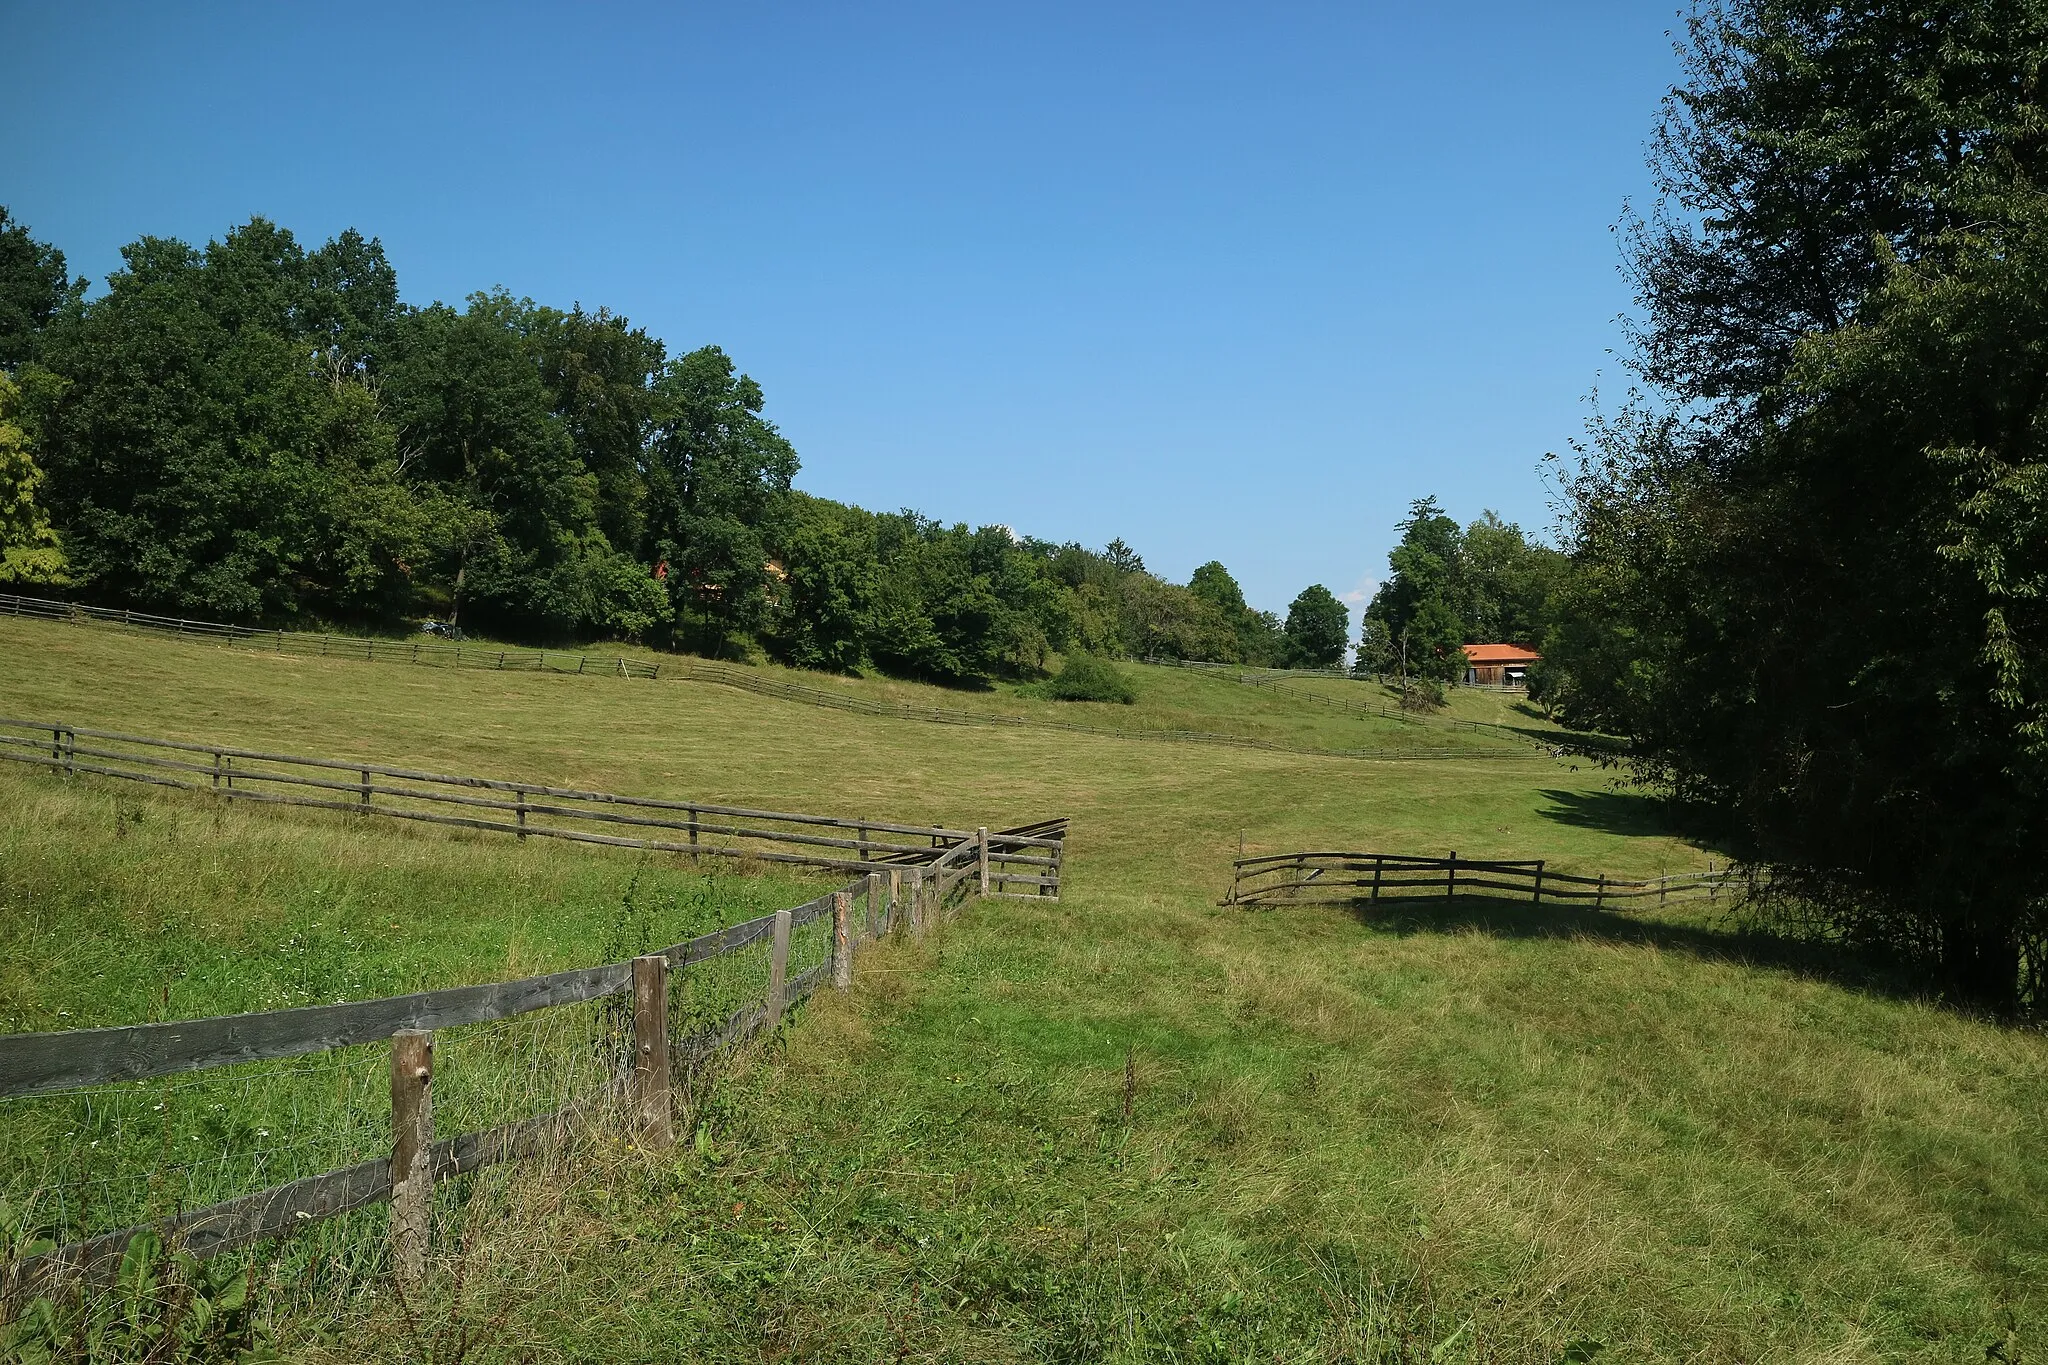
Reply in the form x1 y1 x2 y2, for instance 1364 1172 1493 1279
0 209 1366 682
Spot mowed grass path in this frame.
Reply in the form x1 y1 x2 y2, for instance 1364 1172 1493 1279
1 615 2043 1361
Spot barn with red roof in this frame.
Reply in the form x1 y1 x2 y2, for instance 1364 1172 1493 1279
1461 643 1540 688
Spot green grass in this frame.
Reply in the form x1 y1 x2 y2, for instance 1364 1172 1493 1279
1 614 2043 1361
7 613 1552 759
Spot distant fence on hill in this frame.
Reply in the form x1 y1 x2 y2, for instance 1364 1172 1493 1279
0 716 1064 893
1225 850 1743 909
1149 656 1597 749
1151 656 1528 693
0 592 1548 762
0 844 985 1311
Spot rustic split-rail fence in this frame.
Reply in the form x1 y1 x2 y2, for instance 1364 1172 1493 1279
0 591 1545 762
0 719 1067 1313
0 716 1064 891
1225 850 1742 909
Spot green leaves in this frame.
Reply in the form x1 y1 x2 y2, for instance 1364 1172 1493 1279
1562 3 2048 1008
1283 584 1349 669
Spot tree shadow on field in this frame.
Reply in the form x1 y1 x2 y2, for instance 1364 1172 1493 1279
1343 893 1927 1006
1536 788 1685 840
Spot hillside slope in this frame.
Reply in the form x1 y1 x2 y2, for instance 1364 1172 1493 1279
0 617 2040 1362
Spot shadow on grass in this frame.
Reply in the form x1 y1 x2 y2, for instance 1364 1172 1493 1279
1344 892 1929 1007
1535 788 1683 839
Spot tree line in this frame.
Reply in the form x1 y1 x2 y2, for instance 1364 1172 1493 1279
0 210 1352 683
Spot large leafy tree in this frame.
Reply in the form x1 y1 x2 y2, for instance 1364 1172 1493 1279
1625 0 2048 407
1188 560 1287 664
1461 512 1563 644
1554 0 2048 1009
528 305 665 548
30 220 432 619
1283 584 1349 668
0 208 81 371
1362 497 1468 682
0 372 63 582
379 292 607 635
644 346 799 652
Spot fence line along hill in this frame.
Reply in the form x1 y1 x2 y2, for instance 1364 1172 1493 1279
1 851 980 1306
0 736 1056 1314
0 591 1553 762
1226 850 1743 909
0 715 1066 888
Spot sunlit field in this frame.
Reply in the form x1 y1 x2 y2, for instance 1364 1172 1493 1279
2 614 2042 1362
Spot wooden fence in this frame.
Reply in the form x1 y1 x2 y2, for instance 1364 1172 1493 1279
1148 655 1576 749
1225 851 1743 909
0 592 1545 762
0 837 992 1308
0 716 1064 895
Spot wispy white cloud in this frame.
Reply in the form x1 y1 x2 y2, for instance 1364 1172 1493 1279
1339 573 1378 606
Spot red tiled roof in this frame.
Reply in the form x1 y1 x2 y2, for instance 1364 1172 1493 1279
1462 643 1541 664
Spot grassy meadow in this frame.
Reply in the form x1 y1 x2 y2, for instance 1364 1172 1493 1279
0 613 2043 1362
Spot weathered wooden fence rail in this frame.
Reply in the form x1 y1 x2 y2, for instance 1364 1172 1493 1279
0 716 1064 893
1225 850 1743 909
0 839 993 1309
0 592 1546 762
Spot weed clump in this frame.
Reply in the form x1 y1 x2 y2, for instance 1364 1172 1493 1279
1398 678 1447 713
1041 653 1137 704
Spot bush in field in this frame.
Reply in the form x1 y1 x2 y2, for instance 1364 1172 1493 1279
1042 653 1136 704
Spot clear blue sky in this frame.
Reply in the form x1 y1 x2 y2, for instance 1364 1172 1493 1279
1 2 1681 619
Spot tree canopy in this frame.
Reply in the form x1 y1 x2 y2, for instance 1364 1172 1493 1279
0 207 80 371
1282 584 1349 669
1358 498 1561 683
3 207 1352 688
1546 0 2048 1011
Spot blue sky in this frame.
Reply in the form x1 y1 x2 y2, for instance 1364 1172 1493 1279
1 2 1681 618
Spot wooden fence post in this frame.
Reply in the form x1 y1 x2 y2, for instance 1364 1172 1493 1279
515 790 527 841
1371 856 1383 902
1660 869 1667 906
767 908 792 1023
1531 860 1545 904
907 870 926 940
978 827 990 896
1596 874 1607 909
359 768 372 812
1446 852 1459 900
865 872 883 940
389 1029 434 1291
889 869 903 938
631 956 672 1148
832 892 853 990
687 808 698 862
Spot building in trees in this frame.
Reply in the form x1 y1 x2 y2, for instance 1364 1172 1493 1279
1460 642 1539 689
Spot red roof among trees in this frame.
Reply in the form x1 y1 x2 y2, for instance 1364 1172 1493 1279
1462 643 1541 664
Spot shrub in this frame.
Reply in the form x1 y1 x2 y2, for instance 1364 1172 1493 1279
1398 678 1447 712
1043 653 1137 704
